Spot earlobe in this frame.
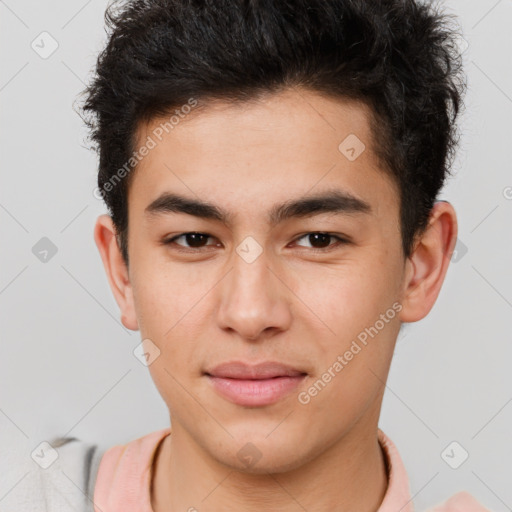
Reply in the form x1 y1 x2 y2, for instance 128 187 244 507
93 214 139 331
399 201 458 323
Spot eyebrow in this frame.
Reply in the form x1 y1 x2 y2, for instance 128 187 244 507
144 189 372 226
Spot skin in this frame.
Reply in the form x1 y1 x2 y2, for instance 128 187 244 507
94 88 457 511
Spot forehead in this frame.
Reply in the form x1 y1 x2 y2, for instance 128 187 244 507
129 88 399 226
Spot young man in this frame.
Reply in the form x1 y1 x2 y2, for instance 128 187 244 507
80 0 489 510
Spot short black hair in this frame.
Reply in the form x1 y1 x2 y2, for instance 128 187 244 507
80 0 465 267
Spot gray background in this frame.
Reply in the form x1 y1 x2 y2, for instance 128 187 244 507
0 0 511 510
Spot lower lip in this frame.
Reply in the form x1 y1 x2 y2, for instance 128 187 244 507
206 374 307 407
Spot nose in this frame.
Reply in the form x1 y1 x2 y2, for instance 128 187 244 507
215 247 293 342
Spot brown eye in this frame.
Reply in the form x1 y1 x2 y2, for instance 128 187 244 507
164 232 218 249
294 232 349 251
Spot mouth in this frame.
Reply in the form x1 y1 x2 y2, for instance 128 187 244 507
204 360 308 407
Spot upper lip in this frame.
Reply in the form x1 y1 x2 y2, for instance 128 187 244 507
205 361 307 379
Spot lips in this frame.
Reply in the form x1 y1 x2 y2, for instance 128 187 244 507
204 361 307 407
204 360 307 380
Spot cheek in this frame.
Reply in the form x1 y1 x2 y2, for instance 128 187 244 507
131 256 206 335
131 265 209 413
296 279 400 431
131 260 217 381
292 257 400 386
293 261 392 337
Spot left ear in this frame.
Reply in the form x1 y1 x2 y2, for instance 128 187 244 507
93 214 139 331
399 200 458 323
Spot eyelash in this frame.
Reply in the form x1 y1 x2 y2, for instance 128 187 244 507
162 232 350 254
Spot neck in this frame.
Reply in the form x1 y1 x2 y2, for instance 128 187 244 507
151 420 389 512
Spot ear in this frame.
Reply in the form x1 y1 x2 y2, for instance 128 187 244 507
93 214 139 331
399 200 458 323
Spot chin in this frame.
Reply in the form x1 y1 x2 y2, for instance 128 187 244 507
211 431 315 475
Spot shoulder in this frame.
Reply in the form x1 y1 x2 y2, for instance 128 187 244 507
427 491 493 511
90 427 172 511
93 427 171 504
0 432 105 512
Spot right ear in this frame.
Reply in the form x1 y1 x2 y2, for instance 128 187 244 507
93 214 139 331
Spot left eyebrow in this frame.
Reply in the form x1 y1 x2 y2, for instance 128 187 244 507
144 189 372 227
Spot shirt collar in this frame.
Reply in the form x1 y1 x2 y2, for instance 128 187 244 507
94 427 414 511
377 428 414 512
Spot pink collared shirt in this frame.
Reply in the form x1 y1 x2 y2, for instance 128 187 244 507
93 427 491 512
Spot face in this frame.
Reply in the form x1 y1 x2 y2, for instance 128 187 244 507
110 89 410 472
